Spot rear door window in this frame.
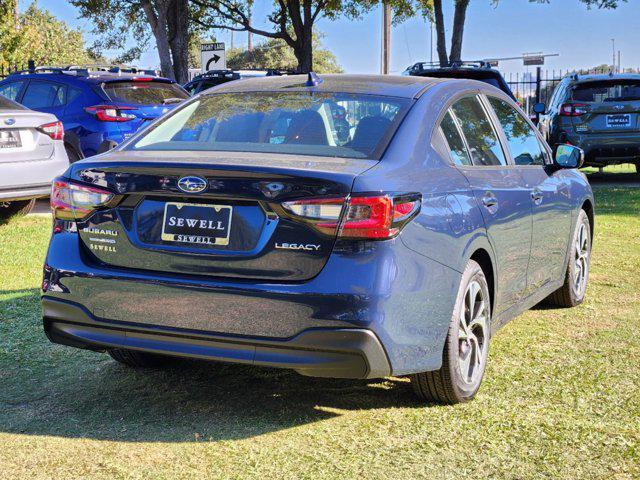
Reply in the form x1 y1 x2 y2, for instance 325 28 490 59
104 81 188 105
439 111 471 166
451 96 507 166
22 81 66 109
0 81 25 102
488 97 547 166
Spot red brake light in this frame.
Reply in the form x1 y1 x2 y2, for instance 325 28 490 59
282 194 421 240
37 121 64 141
51 178 114 220
559 103 588 116
133 77 154 82
85 105 136 122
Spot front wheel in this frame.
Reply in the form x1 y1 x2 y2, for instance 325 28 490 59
544 209 591 308
411 260 491 404
0 199 36 224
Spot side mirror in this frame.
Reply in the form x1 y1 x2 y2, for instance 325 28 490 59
533 102 546 115
554 144 584 169
97 139 118 155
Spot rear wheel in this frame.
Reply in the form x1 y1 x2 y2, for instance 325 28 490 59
544 209 591 308
411 260 491 404
108 348 169 368
0 199 36 224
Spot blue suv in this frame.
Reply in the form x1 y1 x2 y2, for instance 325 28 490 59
0 67 189 161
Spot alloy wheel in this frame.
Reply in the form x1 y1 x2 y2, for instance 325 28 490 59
573 222 590 298
458 280 489 388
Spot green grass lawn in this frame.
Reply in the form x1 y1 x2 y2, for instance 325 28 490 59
1 186 639 480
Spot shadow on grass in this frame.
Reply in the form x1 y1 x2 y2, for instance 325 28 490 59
0 288 427 443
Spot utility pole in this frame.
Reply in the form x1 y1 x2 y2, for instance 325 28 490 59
430 19 434 64
611 38 615 70
381 3 391 74
230 30 234 50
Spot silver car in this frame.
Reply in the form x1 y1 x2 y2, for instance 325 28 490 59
0 94 69 221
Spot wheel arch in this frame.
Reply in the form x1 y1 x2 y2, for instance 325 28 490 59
469 248 496 318
581 198 595 241
63 131 84 160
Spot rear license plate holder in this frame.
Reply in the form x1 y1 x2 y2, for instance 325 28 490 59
161 202 232 246
0 129 21 149
606 114 631 128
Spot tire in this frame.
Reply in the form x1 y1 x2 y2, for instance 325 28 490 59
65 146 81 163
544 209 591 308
108 348 169 368
0 199 36 224
634 163 639 174
411 260 491 404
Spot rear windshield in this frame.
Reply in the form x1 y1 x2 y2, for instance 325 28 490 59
572 80 640 102
104 81 188 105
128 92 411 160
0 94 25 110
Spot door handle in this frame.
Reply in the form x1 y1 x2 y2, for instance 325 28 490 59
531 188 543 205
481 192 498 209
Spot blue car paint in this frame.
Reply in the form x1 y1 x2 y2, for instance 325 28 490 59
41 75 594 378
0 73 184 158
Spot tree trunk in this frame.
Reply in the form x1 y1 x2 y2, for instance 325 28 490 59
168 0 189 83
449 0 470 64
142 0 175 80
433 0 448 66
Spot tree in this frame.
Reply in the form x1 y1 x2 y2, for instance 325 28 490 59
226 33 342 73
71 0 197 82
1 1 94 70
193 1 375 73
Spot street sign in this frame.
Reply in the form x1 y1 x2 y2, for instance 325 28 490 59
523 53 544 66
201 42 226 72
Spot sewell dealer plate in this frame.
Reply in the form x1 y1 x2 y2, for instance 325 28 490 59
161 202 232 246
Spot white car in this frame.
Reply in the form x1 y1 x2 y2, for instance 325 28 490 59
0 94 69 222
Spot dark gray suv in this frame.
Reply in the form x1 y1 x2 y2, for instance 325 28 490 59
538 73 640 172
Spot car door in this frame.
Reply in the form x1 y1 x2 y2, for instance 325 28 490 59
20 80 67 119
486 95 572 294
447 95 533 317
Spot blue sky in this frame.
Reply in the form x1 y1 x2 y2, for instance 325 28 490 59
29 0 640 76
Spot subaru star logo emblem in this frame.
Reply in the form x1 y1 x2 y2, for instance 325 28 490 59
4 118 15 126
177 176 208 193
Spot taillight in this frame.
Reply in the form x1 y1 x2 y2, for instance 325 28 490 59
85 105 136 122
50 178 114 220
133 77 154 82
282 193 421 240
37 121 64 141
559 103 588 116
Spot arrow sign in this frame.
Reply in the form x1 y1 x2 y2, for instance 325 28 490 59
201 42 226 72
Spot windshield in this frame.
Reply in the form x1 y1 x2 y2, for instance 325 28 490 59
128 92 411 160
572 80 640 102
104 81 188 105
0 94 25 111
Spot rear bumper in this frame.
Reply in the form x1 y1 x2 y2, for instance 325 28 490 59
561 131 640 165
0 183 50 201
42 296 391 379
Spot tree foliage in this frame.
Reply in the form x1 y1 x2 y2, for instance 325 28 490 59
0 0 94 70
226 33 342 73
193 0 376 73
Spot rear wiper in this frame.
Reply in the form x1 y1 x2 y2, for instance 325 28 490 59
163 97 184 105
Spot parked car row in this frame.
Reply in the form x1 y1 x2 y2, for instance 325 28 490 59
0 66 190 221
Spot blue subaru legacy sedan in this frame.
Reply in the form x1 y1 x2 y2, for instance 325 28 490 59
42 74 594 404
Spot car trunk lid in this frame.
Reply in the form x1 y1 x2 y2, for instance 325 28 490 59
0 110 56 163
68 151 375 281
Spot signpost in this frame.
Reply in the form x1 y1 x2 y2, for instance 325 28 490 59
523 53 545 66
201 42 226 72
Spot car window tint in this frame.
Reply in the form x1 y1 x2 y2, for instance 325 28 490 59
439 110 471 166
67 87 83 104
451 96 506 166
130 92 411 160
22 82 66 109
488 97 546 166
0 81 25 102
104 81 188 105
